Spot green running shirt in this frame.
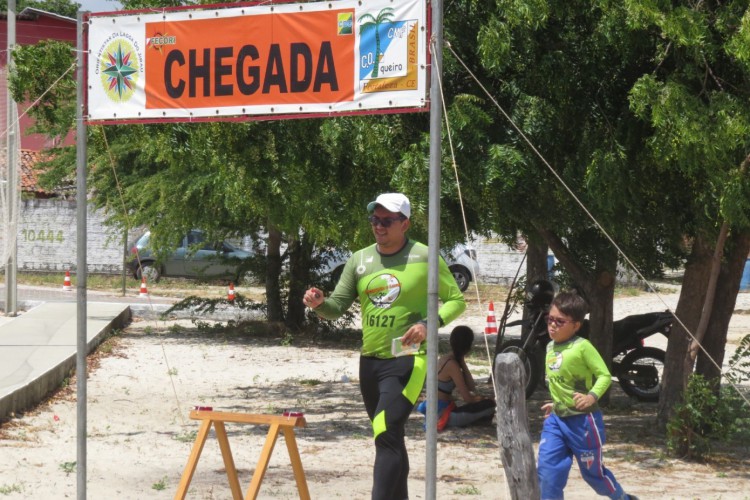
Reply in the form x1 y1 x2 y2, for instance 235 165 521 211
315 240 466 358
545 336 612 417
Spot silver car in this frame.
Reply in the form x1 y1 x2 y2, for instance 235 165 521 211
127 230 252 282
319 243 480 292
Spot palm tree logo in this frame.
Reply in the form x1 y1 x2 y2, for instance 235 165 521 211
359 7 395 78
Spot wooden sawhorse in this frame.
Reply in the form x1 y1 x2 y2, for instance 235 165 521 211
175 410 310 500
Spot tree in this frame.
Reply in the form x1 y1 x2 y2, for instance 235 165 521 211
434 0 688 373
437 0 750 432
624 1 750 431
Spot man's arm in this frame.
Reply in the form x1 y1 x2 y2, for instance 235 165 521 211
436 256 467 325
306 254 359 320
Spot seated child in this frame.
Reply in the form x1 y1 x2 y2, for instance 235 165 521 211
417 325 495 430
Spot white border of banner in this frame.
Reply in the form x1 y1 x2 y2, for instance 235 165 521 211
86 0 429 124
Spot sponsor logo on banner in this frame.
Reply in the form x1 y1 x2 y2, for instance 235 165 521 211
146 32 177 54
95 32 144 103
337 13 353 35
358 8 418 93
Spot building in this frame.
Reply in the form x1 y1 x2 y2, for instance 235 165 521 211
0 8 76 151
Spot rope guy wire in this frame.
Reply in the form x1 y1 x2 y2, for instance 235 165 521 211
98 126 187 426
443 40 750 409
8 54 190 426
430 38 499 398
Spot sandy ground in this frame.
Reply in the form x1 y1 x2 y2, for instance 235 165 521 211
1 289 750 499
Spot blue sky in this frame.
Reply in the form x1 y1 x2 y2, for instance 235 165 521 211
78 0 122 12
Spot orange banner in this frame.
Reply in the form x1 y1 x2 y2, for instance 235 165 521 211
144 9 355 109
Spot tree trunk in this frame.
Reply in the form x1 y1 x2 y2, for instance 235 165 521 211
687 222 729 365
656 235 712 430
580 268 616 376
265 226 284 323
537 228 617 403
494 353 540 500
695 230 750 386
287 232 314 331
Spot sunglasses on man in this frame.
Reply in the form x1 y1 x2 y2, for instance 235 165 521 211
368 215 406 228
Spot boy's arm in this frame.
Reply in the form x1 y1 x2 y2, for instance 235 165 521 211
584 341 612 399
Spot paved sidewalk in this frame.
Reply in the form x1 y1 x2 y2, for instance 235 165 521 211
0 284 268 421
0 301 131 420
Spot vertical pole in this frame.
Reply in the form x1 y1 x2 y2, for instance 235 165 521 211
76 11 88 500
4 0 17 316
426 0 443 499
122 227 127 296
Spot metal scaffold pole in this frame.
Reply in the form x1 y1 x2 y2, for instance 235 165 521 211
76 10 88 500
426 0 444 498
4 0 18 316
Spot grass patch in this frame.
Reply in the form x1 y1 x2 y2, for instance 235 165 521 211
173 430 198 443
59 461 76 474
454 485 481 495
152 477 167 491
0 483 23 495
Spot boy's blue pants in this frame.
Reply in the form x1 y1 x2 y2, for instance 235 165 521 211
537 411 627 500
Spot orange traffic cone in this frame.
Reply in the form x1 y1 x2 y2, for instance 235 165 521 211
139 278 149 297
62 270 73 291
227 282 235 302
485 301 498 335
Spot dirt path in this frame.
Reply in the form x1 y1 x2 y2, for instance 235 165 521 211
1 291 749 499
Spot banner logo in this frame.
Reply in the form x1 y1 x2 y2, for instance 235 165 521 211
337 13 353 35
99 36 141 103
366 274 401 308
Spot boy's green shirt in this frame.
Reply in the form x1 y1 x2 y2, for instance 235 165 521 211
315 240 466 358
545 336 611 417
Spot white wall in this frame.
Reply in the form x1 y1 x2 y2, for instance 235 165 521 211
7 199 133 274
4 199 530 281
472 235 527 285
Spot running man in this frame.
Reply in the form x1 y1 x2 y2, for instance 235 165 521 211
303 192 466 500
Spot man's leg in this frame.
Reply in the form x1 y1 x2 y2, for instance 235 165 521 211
360 355 426 500
537 413 573 500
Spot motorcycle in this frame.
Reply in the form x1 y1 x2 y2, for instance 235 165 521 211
494 280 673 402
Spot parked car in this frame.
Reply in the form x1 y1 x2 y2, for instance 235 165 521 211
126 230 252 282
319 243 480 292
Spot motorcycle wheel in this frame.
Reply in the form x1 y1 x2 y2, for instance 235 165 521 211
617 347 665 402
496 339 544 399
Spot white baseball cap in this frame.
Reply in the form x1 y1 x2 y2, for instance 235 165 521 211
367 193 411 218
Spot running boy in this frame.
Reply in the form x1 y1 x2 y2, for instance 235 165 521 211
537 290 638 500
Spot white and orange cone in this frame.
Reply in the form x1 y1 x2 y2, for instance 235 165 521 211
62 270 73 291
227 282 235 302
139 278 149 297
485 301 498 335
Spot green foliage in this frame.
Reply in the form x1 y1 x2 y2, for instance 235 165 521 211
164 294 266 319
172 430 197 443
666 371 750 460
9 40 76 139
59 461 76 474
151 477 167 491
0 483 23 495
726 334 750 385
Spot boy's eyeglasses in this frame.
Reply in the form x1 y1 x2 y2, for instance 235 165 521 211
368 215 406 228
546 316 572 328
